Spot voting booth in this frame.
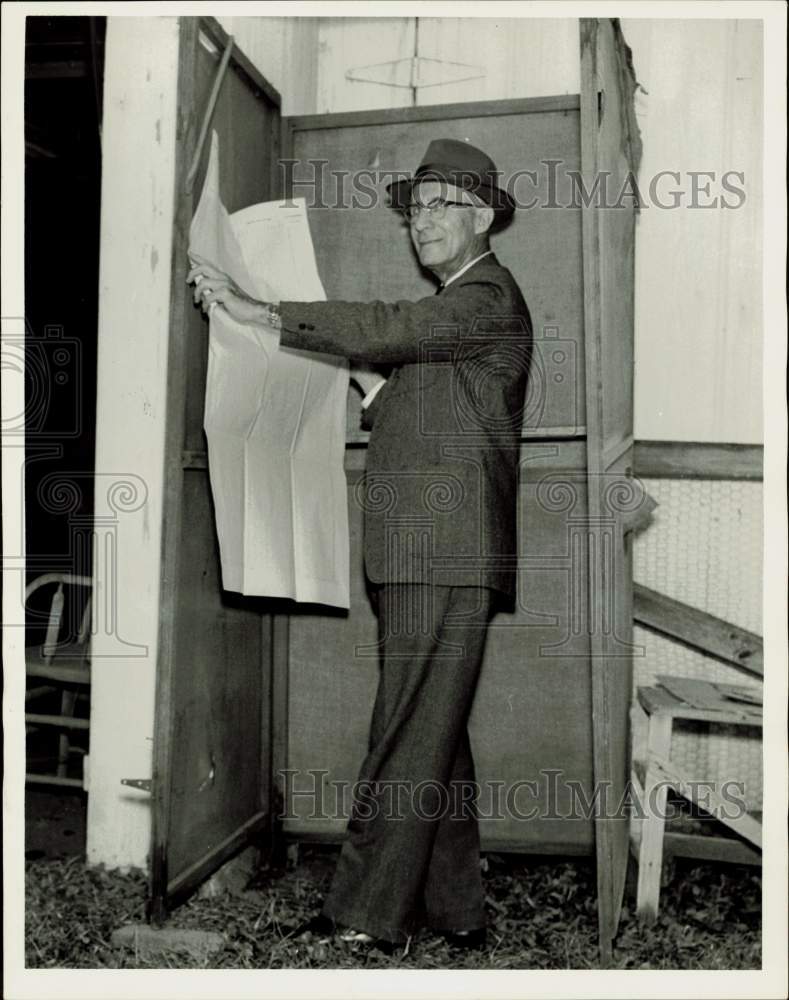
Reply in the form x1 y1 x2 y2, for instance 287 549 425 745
153 16 640 961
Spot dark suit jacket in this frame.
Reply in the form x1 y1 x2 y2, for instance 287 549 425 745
279 254 532 597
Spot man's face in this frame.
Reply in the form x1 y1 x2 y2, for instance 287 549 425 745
408 181 484 274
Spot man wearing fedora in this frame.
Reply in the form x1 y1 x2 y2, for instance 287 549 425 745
189 138 532 953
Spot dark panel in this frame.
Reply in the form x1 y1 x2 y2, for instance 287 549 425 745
285 441 596 851
166 469 268 874
472 440 594 850
291 106 587 437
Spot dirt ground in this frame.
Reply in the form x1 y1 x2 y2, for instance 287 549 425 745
24 789 761 971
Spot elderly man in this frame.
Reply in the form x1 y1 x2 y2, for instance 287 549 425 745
189 138 532 953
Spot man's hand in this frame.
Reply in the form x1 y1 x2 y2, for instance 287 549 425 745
186 254 280 328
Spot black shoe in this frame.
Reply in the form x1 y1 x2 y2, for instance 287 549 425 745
281 913 335 940
442 927 487 951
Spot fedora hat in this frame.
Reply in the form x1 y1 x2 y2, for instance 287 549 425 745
387 138 515 229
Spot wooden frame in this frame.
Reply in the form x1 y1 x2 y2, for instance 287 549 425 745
633 441 763 480
579 17 641 963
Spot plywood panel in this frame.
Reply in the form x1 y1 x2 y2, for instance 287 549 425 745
415 18 580 106
316 18 416 113
290 100 587 436
166 470 268 874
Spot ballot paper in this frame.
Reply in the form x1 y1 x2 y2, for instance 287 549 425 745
190 131 350 609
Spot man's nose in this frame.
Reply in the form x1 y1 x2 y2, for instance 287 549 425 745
412 211 432 233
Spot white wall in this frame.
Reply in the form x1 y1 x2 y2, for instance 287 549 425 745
87 17 180 869
315 16 579 112
623 18 763 443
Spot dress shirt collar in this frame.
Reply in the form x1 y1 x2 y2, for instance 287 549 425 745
439 250 494 290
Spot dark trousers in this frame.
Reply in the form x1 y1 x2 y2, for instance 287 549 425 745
321 584 494 943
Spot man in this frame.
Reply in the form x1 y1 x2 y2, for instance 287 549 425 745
188 138 532 952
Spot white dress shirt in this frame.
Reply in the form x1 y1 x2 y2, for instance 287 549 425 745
361 250 493 409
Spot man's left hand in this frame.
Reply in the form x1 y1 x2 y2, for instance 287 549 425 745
186 254 264 326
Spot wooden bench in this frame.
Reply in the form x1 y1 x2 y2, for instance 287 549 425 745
631 675 762 921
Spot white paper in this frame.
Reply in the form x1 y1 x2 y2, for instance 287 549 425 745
190 131 350 609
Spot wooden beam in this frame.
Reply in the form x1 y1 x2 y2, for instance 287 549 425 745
26 60 88 79
633 441 763 480
633 584 763 677
26 713 89 730
26 773 84 789
285 94 581 134
663 831 761 866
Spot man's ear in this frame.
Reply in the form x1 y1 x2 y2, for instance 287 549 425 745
474 206 495 235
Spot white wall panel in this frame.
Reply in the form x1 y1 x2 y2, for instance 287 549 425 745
316 17 416 113
623 19 763 443
414 18 579 105
87 17 180 870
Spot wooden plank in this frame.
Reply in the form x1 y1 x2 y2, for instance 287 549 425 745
26 773 84 789
663 831 761 866
286 93 581 133
632 440 763 481
345 424 590 446
636 712 673 922
191 439 763 476
26 661 90 685
26 60 88 79
633 584 763 676
657 675 762 719
651 755 762 848
151 14 200 924
166 810 269 905
637 684 682 716
287 827 595 856
580 16 638 960
26 713 89 730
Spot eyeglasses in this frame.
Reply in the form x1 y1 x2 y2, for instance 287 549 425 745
403 198 474 223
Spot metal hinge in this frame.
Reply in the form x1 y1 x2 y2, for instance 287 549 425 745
121 778 152 792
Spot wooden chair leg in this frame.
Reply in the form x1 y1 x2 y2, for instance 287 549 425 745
57 688 78 777
636 712 673 923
